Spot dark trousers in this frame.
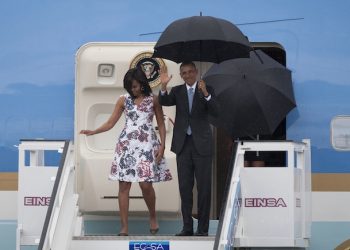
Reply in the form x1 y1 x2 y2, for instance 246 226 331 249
176 135 212 233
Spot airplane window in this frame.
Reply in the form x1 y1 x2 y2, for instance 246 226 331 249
98 64 114 77
97 64 116 85
331 115 350 151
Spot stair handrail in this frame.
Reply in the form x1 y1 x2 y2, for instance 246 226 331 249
214 141 240 250
38 140 73 250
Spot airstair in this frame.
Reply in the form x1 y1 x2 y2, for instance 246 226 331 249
16 42 311 250
16 139 311 250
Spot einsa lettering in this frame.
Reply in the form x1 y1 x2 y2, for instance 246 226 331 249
24 196 50 206
245 198 287 207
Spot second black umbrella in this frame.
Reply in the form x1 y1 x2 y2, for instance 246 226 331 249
203 50 296 137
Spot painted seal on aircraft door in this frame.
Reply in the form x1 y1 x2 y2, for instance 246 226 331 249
129 51 165 88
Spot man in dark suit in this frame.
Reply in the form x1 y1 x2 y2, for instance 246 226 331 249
159 62 218 236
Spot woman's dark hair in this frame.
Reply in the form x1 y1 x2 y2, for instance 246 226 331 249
123 67 152 98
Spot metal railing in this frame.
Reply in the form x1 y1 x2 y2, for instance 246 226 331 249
38 140 79 250
214 140 311 249
17 139 69 250
214 142 239 250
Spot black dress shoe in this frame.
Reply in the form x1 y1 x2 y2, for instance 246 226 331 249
175 230 194 236
194 231 208 236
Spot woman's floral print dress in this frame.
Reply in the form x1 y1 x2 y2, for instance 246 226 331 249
109 94 172 182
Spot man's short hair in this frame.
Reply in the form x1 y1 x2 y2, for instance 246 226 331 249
180 61 196 70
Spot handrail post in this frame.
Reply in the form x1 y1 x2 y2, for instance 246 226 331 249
29 150 44 166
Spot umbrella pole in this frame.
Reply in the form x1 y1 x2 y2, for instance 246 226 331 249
198 62 204 99
200 40 202 78
253 49 264 64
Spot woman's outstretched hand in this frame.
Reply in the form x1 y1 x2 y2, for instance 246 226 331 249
80 130 95 136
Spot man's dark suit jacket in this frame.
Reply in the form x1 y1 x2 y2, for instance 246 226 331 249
159 84 219 156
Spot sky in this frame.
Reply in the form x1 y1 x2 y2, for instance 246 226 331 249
0 0 350 172
0 0 349 89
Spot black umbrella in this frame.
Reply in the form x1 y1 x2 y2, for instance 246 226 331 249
152 15 252 63
203 50 296 137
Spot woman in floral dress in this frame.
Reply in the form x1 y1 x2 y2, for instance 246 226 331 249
80 68 172 236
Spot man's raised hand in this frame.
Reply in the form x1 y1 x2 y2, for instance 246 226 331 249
159 66 172 91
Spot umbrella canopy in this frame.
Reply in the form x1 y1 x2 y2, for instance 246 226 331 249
153 15 252 63
203 50 296 137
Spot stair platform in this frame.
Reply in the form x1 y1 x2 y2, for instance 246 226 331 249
71 235 215 250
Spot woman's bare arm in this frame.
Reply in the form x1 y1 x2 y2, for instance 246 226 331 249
80 96 125 136
153 95 166 164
